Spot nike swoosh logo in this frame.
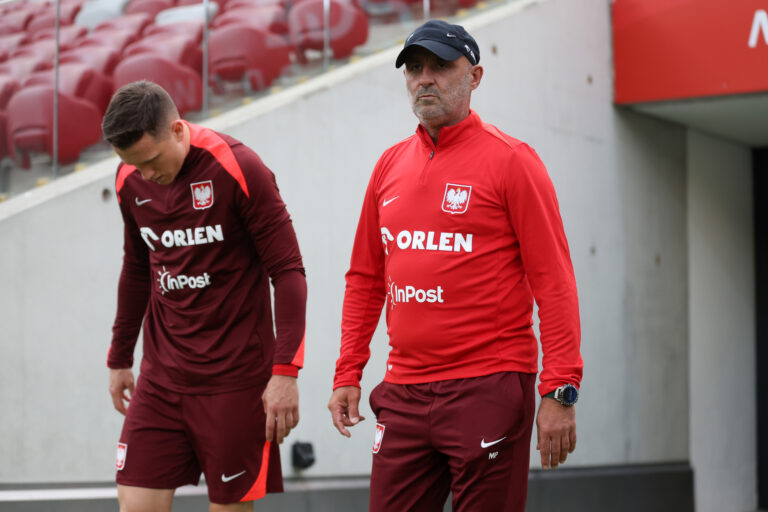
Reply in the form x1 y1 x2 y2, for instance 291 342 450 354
382 196 399 207
135 198 152 206
480 437 507 448
446 33 456 37
221 470 246 483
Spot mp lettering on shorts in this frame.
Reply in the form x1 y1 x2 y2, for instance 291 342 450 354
139 225 224 251
191 180 214 210
372 423 386 454
380 227 473 254
115 443 127 471
387 277 444 308
441 183 472 214
156 266 212 295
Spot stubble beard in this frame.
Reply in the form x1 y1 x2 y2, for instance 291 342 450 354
410 71 473 126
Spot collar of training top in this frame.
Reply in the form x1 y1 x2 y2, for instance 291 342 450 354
396 20 480 68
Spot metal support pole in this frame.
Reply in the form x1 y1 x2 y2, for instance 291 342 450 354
423 0 430 21
53 0 61 177
323 0 330 70
202 0 210 116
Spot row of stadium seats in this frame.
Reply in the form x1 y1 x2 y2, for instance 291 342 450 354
0 0 370 168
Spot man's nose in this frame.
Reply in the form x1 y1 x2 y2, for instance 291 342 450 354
138 167 156 180
417 67 436 87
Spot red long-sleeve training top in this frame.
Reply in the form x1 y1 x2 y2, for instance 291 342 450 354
333 110 582 396
109 122 306 393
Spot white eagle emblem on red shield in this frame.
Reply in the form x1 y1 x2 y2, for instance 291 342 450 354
372 423 386 454
441 183 471 214
191 180 214 210
116 443 127 471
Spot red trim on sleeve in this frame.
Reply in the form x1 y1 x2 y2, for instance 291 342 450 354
186 121 250 198
240 441 271 502
115 164 136 203
290 333 305 367
272 364 299 377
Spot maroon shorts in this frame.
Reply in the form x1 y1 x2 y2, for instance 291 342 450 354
115 376 282 504
368 372 536 512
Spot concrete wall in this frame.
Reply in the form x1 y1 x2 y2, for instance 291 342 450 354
0 0 696 486
687 130 756 512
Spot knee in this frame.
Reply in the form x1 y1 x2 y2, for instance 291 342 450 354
209 501 253 512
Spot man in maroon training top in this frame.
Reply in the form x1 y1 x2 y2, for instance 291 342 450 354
103 81 306 512
328 21 583 511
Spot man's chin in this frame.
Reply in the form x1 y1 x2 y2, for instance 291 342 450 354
414 108 446 122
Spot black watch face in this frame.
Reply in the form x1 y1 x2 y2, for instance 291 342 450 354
562 386 578 405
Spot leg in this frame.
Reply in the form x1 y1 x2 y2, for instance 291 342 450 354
117 485 173 512
368 382 451 512
209 501 254 512
431 372 536 512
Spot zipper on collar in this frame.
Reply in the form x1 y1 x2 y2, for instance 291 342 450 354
419 149 435 185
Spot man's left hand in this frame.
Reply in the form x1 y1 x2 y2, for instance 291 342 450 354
262 375 299 444
536 397 576 469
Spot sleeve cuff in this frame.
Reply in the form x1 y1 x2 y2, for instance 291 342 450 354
272 364 300 377
332 376 361 390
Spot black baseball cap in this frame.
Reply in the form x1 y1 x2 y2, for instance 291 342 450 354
395 20 480 68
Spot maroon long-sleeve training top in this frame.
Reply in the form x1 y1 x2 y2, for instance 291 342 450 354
108 122 307 394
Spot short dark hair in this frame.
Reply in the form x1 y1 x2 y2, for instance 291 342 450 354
101 81 180 150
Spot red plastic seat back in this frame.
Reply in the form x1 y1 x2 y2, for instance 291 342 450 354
24 63 115 115
60 45 121 75
113 54 201 116
124 0 176 18
212 5 288 34
0 110 9 162
0 76 20 110
124 33 202 73
209 24 290 89
6 85 102 167
144 20 204 44
288 0 368 59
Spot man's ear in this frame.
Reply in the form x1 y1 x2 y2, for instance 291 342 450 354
470 65 484 91
170 119 184 140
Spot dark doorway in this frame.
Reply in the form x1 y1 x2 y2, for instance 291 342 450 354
755 148 768 509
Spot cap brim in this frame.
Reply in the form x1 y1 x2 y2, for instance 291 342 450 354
395 40 464 68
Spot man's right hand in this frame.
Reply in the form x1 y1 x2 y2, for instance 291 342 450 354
328 386 366 437
109 368 135 415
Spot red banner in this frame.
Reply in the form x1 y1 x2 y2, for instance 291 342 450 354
613 0 768 103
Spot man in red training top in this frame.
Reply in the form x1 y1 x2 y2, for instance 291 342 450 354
328 20 583 512
103 81 307 512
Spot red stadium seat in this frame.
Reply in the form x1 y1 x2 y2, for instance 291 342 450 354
176 0 227 8
0 54 50 82
0 10 34 36
0 110 9 163
60 45 121 75
113 54 201 116
209 24 290 91
24 63 115 115
5 85 103 168
144 20 204 44
288 0 368 61
76 28 140 52
94 13 153 36
226 0 286 10
212 5 288 34
33 24 89 49
124 33 202 74
11 39 57 61
0 76 20 109
26 2 83 34
0 33 31 60
125 0 176 18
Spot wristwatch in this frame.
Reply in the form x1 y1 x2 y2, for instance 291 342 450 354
543 384 579 407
